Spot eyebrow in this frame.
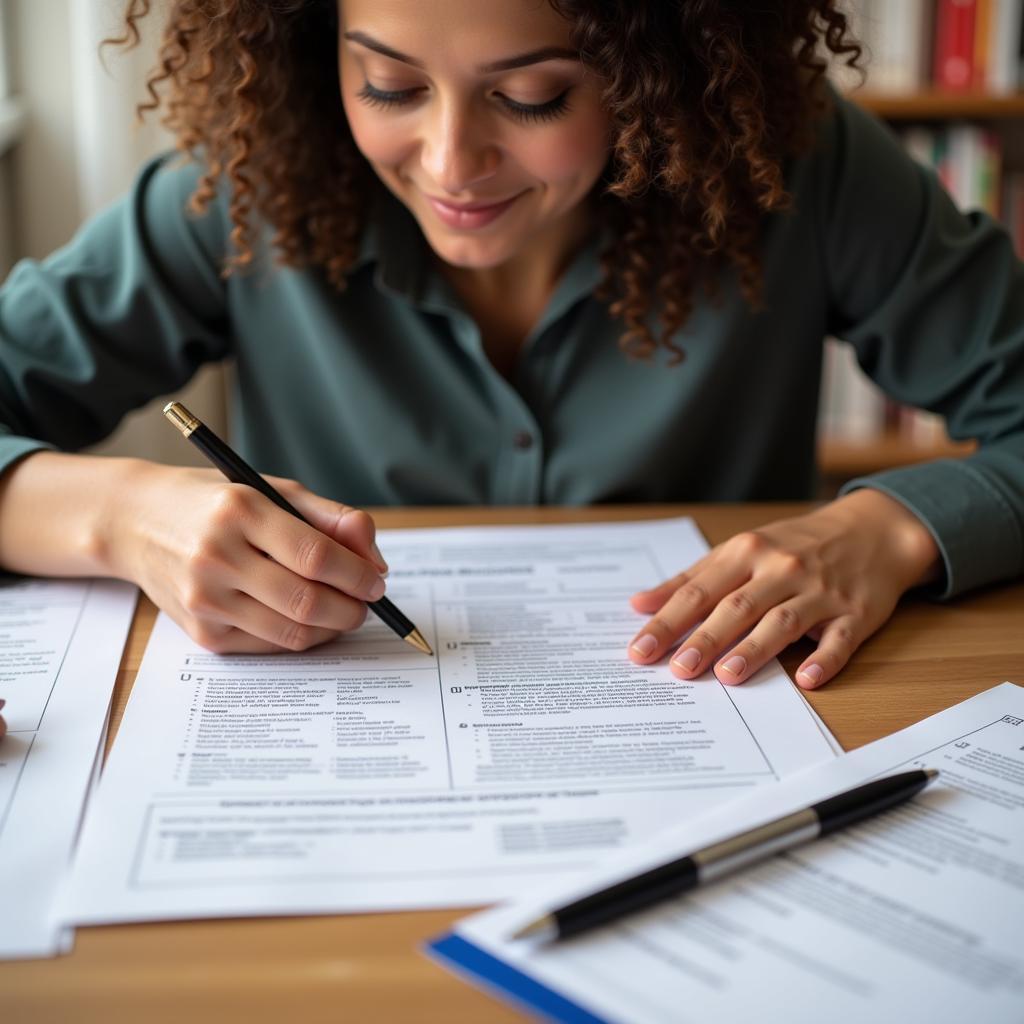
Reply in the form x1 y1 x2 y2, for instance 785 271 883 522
343 30 578 73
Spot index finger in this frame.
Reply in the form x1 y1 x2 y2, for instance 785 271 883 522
630 558 710 613
243 502 386 602
628 559 749 664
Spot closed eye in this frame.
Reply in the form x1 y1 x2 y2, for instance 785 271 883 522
356 81 572 124
356 82 423 109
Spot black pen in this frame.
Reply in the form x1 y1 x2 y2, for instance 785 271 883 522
512 767 939 942
163 402 432 656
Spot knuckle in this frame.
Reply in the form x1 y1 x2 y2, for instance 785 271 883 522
679 581 711 609
294 533 330 579
180 581 213 617
691 628 719 651
770 604 802 637
832 623 858 650
643 617 676 643
726 590 756 619
742 635 765 659
209 485 251 527
279 621 316 652
732 531 767 559
819 647 847 672
288 583 321 624
775 552 805 577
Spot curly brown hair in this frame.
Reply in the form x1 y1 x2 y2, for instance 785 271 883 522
110 0 861 362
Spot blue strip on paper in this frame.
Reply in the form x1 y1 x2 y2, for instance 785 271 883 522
427 932 611 1024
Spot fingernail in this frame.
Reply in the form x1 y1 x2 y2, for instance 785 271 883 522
631 634 658 658
798 663 823 687
371 542 389 574
720 655 747 678
671 647 701 672
368 577 386 601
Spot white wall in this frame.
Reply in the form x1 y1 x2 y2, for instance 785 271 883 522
8 0 227 465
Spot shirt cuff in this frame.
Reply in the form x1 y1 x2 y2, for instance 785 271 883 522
0 436 56 479
838 458 1024 600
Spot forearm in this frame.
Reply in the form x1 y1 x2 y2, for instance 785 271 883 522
0 451 146 578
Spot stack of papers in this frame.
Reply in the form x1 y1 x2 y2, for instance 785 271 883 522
61 518 838 926
430 683 1024 1023
0 579 136 959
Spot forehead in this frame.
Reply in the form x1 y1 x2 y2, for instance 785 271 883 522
338 0 574 57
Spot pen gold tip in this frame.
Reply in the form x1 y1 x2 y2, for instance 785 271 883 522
405 629 433 656
510 915 557 942
163 402 200 437
924 768 940 782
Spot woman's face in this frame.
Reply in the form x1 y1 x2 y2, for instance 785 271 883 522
338 0 611 270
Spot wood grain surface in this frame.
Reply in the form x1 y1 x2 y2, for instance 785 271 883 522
6 505 1023 1024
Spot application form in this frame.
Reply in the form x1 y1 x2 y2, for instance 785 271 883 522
433 682 1024 1024
64 518 836 925
0 578 136 958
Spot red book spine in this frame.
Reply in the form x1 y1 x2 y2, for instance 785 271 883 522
934 0 978 90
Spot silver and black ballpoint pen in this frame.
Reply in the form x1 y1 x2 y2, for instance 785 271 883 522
513 767 939 943
163 401 433 656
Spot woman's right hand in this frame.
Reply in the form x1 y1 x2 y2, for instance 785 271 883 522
101 462 389 653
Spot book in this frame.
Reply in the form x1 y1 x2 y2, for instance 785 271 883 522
934 0 978 89
878 0 933 91
989 0 1024 91
975 0 993 86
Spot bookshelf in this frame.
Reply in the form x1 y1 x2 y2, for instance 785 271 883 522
856 90 1024 119
817 81 1021 491
814 1 1024 493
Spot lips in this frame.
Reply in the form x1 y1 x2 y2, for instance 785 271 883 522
426 192 524 229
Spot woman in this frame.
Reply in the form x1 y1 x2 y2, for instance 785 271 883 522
0 0 1021 690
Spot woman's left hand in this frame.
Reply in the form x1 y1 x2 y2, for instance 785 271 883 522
626 490 942 689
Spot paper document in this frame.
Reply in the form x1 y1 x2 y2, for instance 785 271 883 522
0 578 136 959
64 518 836 925
432 682 1024 1024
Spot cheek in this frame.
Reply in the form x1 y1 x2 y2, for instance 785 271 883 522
339 59 412 170
515 107 610 188
343 102 411 170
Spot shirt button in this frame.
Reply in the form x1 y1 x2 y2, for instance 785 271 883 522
513 431 534 450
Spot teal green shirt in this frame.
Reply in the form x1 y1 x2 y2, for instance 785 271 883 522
1 95 1022 598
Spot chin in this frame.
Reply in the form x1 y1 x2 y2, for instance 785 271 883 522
423 231 518 269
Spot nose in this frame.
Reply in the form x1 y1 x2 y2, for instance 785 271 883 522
420 99 500 196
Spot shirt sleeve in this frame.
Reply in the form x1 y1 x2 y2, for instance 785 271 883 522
0 152 231 474
812 94 1024 598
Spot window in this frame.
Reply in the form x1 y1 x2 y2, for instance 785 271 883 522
0 0 25 155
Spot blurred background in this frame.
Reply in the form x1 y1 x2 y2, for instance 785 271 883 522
0 0 227 466
1 1 1021 490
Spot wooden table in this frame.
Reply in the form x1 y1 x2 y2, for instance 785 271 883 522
6 505 1024 1024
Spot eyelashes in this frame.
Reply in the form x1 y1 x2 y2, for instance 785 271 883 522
355 82 572 124
499 91 571 124
354 83 422 111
